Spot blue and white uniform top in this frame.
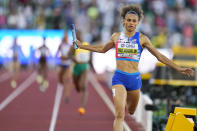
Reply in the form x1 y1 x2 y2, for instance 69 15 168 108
115 32 143 63
13 45 20 55
12 44 21 59
60 43 71 57
59 43 72 65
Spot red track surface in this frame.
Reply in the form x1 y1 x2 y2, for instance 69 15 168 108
0 69 144 131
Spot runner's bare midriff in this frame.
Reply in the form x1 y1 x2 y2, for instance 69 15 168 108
116 60 139 73
60 56 69 60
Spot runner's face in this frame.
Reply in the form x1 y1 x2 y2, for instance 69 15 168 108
123 14 139 32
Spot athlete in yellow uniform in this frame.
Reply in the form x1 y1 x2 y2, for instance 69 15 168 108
73 31 90 114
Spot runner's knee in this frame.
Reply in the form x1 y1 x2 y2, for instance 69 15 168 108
128 110 135 115
115 110 125 120
128 106 136 115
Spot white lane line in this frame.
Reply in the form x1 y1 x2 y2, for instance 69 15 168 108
0 72 36 111
0 72 11 83
89 71 132 131
49 83 64 131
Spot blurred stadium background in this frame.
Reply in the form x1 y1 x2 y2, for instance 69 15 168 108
0 0 197 131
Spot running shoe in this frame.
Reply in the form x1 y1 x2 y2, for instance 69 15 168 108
36 75 43 84
78 107 85 115
64 97 69 104
11 80 17 88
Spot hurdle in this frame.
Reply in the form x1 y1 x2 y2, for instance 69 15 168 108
165 107 197 131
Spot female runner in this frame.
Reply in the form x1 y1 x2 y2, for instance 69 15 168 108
56 32 73 103
9 37 22 88
73 31 90 114
74 4 194 131
36 37 50 91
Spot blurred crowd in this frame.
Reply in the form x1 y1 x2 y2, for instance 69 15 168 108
0 0 197 47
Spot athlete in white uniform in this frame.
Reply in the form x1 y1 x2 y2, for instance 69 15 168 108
36 37 50 92
56 32 74 103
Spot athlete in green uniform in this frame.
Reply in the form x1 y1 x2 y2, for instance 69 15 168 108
73 31 90 114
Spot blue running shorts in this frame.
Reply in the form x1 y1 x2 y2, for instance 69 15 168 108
112 69 142 91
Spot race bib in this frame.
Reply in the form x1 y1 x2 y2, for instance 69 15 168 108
117 41 138 59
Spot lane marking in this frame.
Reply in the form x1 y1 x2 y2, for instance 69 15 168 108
49 83 64 131
0 72 11 83
0 72 36 111
88 71 132 131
